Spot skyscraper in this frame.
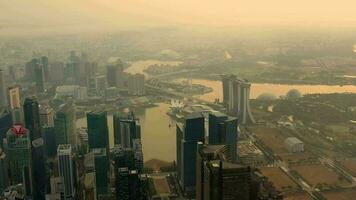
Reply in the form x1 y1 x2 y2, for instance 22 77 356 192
0 69 7 107
58 144 75 200
0 148 9 193
42 126 57 157
39 105 54 127
106 60 124 88
54 103 76 146
128 73 145 96
7 86 23 123
176 113 205 195
113 113 141 147
208 112 238 162
41 56 49 82
92 148 109 198
87 111 109 150
203 161 252 200
221 74 255 124
4 124 30 184
0 109 13 147
23 97 47 199
195 143 231 200
34 59 45 93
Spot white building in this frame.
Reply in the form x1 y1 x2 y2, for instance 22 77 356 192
57 144 75 200
284 137 304 153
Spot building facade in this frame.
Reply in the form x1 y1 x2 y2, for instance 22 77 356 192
58 144 75 200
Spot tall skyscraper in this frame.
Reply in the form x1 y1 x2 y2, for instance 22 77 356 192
0 69 7 107
49 62 65 84
0 109 13 147
0 148 8 193
208 112 238 162
87 111 109 150
42 126 57 157
39 105 54 127
4 124 30 184
113 146 143 200
113 113 141 147
34 59 46 93
58 144 75 200
203 161 252 200
7 86 23 123
222 74 255 124
195 143 231 200
23 97 47 199
92 148 109 198
176 113 205 195
54 103 76 146
128 73 145 96
41 56 49 82
106 60 124 88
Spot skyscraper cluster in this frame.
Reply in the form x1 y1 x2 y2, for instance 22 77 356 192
222 74 255 124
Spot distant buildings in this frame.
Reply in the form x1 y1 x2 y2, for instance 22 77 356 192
208 112 238 162
128 73 145 96
87 111 109 151
176 113 205 195
106 60 124 88
284 137 304 153
55 85 87 100
222 74 255 124
58 144 75 200
34 58 46 93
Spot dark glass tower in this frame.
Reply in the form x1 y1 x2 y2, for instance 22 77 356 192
0 109 13 148
176 113 205 195
54 103 76 147
87 111 109 150
208 112 238 162
92 148 109 198
23 97 47 199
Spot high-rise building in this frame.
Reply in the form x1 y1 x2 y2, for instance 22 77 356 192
4 124 30 184
92 148 109 198
176 113 205 195
113 113 141 147
203 161 252 200
222 74 255 124
23 97 47 199
39 105 54 127
42 126 57 157
208 112 238 162
49 62 65 84
34 59 46 93
195 143 231 200
113 146 143 200
41 56 49 82
7 86 23 124
0 148 9 192
58 144 75 200
106 60 124 88
0 69 7 107
54 103 76 146
0 109 13 147
25 59 36 81
87 111 109 150
95 75 107 96
128 73 145 96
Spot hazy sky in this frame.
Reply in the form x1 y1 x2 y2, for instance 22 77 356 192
1 0 356 34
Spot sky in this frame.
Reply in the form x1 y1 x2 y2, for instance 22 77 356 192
1 0 356 35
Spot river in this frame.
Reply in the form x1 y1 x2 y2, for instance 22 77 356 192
77 59 356 162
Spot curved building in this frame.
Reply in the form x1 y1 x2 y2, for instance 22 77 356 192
222 74 255 124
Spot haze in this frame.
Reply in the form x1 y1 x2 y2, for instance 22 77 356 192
1 0 356 36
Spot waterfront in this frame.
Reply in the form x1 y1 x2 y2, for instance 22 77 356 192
76 103 176 162
188 79 356 102
125 59 182 77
